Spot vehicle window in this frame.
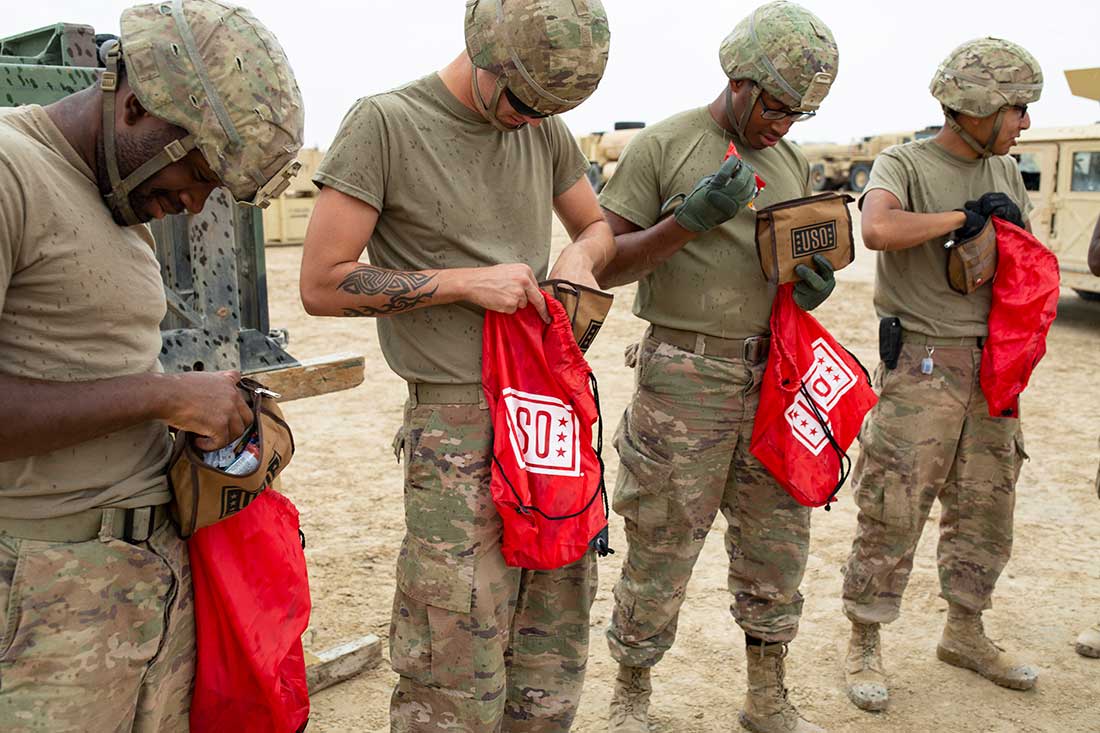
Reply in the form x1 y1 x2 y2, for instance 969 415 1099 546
1070 151 1100 192
1012 153 1042 192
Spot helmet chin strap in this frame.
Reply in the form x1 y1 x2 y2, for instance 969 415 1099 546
470 68 525 133
943 105 1004 159
100 42 197 225
724 83 760 138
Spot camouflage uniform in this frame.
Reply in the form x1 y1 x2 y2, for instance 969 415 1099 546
390 401 597 732
842 343 1027 623
609 338 811 664
0 523 193 732
842 38 1043 711
308 3 609 730
0 1 302 729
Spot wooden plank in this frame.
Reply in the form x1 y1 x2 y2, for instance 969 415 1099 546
251 352 365 402
306 634 382 694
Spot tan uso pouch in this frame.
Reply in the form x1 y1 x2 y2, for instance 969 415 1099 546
947 217 998 294
755 192 855 284
168 378 295 538
541 279 614 353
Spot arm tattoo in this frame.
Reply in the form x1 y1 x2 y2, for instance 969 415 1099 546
338 266 438 317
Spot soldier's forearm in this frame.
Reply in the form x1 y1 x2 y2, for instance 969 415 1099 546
862 209 966 252
300 263 444 318
598 215 697 288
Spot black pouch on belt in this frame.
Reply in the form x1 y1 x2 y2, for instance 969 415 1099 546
879 317 902 370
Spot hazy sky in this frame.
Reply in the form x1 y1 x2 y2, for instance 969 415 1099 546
9 0 1100 147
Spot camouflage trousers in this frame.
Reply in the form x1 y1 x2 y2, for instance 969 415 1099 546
390 399 597 733
0 519 193 732
843 341 1027 625
607 335 811 669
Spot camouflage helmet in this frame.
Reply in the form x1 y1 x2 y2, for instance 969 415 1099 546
930 37 1043 117
101 0 304 224
464 0 610 128
930 37 1042 158
720 1 839 115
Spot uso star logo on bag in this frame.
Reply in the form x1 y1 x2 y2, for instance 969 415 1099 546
784 338 857 455
502 388 582 476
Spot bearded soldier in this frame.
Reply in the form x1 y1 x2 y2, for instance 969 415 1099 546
842 38 1043 711
0 1 303 729
595 3 839 732
298 1 613 730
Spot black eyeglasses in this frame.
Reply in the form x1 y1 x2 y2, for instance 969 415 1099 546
1009 104 1029 117
758 94 815 123
504 87 551 119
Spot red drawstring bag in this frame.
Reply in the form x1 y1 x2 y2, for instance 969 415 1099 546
750 284 878 508
482 292 611 570
189 490 311 733
980 218 1060 419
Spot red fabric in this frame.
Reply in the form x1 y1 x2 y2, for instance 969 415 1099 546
980 218 1060 418
482 293 607 570
190 490 311 733
750 284 878 508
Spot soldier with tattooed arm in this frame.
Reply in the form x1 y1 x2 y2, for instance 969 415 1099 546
298 2 613 730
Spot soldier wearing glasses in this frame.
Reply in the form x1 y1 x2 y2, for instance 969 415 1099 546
299 1 614 730
595 3 839 732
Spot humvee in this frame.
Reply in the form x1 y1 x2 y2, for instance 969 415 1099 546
1011 67 1100 300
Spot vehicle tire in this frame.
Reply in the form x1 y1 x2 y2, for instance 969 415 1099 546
849 163 872 193
613 121 645 131
1073 289 1100 302
810 163 828 192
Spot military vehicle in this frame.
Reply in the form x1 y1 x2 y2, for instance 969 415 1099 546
800 126 941 193
578 121 644 191
1012 67 1100 300
0 22 363 397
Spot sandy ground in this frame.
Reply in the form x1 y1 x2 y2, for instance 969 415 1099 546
266 209 1100 733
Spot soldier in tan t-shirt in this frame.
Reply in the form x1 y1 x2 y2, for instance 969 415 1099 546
842 38 1045 713
298 3 613 730
0 2 302 730
595 4 840 732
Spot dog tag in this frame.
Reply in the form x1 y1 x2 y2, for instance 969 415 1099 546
920 346 935 375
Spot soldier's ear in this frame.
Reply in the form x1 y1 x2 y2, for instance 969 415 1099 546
120 88 151 127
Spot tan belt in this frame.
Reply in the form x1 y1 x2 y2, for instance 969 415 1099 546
901 329 984 348
408 382 486 406
649 325 771 364
0 505 170 544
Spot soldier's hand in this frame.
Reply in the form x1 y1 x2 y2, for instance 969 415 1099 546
966 192 1024 228
161 370 253 451
792 254 836 311
673 155 758 233
463 263 550 323
953 207 988 240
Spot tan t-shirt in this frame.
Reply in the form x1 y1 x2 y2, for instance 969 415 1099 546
313 73 589 384
861 139 1033 338
598 106 811 338
0 106 171 519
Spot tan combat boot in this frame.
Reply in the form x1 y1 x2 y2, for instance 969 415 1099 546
607 665 651 733
844 622 888 712
739 643 824 733
1076 625 1100 659
936 604 1038 690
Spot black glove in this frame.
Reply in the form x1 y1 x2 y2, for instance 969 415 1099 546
965 192 1024 228
953 207 988 240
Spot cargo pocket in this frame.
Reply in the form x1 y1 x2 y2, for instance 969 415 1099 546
390 535 478 695
612 420 674 540
854 451 913 530
1012 432 1029 484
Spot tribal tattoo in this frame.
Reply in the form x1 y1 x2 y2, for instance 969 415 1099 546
338 266 438 317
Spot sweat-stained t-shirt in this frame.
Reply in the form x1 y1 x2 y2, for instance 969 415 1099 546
860 138 1033 338
0 105 172 519
313 73 589 384
598 106 811 339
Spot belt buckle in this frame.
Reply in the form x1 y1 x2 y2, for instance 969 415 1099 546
123 506 156 544
743 336 768 364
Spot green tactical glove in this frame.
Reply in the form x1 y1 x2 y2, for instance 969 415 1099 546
792 254 836 311
673 155 758 233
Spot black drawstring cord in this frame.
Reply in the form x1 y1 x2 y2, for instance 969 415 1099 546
793 381 851 511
